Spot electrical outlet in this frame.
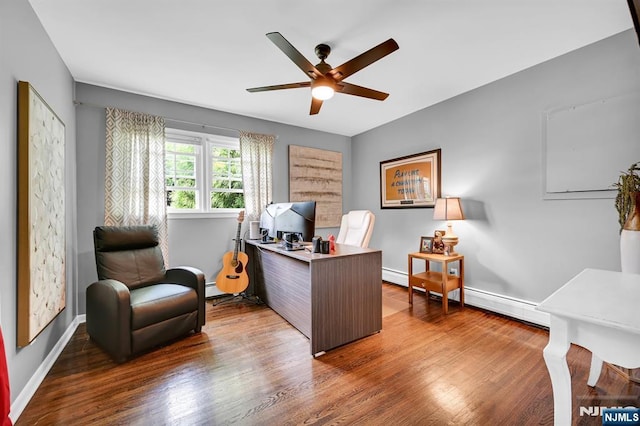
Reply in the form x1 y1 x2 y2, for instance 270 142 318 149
449 268 458 276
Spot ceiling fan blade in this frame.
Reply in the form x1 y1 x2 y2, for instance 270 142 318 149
310 97 323 115
247 82 310 93
337 82 389 100
329 38 399 81
266 32 323 80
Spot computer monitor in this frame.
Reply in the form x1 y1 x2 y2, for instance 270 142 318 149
259 201 316 242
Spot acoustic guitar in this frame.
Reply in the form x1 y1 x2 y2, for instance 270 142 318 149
216 211 249 294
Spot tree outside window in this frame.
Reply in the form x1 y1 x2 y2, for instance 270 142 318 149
165 129 244 213
165 141 198 209
210 146 244 209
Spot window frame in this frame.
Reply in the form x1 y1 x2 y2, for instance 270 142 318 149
165 128 243 219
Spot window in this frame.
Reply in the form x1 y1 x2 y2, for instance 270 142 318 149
165 128 244 215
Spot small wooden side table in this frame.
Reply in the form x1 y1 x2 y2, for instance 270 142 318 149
408 252 464 314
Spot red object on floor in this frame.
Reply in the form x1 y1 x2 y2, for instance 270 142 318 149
0 327 11 426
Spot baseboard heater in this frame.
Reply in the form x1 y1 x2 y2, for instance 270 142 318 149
205 282 225 298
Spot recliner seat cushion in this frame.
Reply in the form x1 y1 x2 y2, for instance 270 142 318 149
130 283 198 330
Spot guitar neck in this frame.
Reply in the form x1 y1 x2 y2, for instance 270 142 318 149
233 221 242 260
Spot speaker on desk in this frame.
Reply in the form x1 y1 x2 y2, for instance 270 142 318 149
249 221 261 240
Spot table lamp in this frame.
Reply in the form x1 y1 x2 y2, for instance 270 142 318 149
433 197 464 256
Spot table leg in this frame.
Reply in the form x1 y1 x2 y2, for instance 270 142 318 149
587 354 603 387
459 258 464 307
441 263 448 314
543 315 572 425
424 259 430 299
408 256 413 305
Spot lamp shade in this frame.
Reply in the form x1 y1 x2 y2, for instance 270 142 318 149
433 197 464 221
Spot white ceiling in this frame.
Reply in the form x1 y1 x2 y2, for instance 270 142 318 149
29 0 633 137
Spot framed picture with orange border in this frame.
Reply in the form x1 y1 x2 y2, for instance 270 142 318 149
379 149 441 208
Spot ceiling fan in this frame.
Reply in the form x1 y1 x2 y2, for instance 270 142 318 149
246 32 399 115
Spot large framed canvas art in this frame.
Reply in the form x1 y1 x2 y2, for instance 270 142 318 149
17 81 66 347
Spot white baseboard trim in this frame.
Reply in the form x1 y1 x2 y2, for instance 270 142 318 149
206 282 225 298
10 314 84 423
382 267 550 327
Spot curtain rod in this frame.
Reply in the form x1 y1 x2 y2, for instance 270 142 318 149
164 117 241 135
73 100 242 135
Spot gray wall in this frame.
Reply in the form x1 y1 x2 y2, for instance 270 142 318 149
75 83 350 311
0 0 77 408
353 30 640 303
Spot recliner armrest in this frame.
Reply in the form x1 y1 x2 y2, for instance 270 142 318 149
165 267 205 292
165 267 206 327
86 279 132 362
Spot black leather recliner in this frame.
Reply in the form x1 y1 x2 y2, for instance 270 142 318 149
86 225 205 363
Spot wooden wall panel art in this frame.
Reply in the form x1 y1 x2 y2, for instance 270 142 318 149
289 145 342 228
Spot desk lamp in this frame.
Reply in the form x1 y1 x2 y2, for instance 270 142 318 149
433 197 464 256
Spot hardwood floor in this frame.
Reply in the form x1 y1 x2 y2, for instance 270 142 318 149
16 283 639 425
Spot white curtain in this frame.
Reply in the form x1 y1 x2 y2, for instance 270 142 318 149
104 108 168 262
240 131 275 220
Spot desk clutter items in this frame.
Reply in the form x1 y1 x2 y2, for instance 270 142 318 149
328 235 336 253
312 236 322 253
260 228 274 243
249 221 261 240
311 236 331 254
282 232 305 251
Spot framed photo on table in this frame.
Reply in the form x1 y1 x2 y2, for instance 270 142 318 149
420 236 433 253
432 230 446 254
380 149 441 208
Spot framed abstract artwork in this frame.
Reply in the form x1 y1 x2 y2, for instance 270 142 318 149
17 81 66 347
380 149 441 208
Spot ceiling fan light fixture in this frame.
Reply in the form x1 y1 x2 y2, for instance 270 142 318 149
311 80 335 100
247 33 399 114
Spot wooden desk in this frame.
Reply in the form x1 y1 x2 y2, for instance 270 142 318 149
245 240 382 356
408 252 464 314
536 268 640 425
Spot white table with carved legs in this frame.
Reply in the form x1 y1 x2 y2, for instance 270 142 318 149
536 268 640 425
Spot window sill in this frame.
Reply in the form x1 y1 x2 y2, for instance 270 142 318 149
167 210 241 220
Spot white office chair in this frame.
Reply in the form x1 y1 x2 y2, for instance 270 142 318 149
336 210 375 248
